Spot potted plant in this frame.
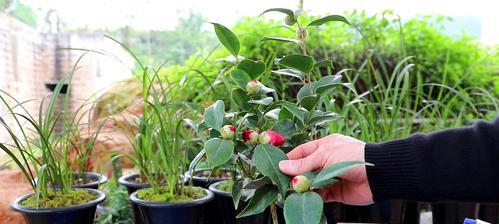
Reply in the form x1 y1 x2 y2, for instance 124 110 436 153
189 8 371 224
103 49 214 223
0 71 106 224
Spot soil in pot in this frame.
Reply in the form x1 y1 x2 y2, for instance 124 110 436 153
71 172 108 189
130 186 214 224
185 168 236 188
11 188 106 224
209 180 270 224
118 173 151 224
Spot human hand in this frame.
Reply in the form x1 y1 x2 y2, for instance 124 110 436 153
278 134 374 205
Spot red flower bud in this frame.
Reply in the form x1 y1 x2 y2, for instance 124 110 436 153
242 130 259 144
220 125 236 139
291 175 311 193
245 80 261 95
258 130 285 146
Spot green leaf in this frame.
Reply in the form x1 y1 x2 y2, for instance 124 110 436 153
272 69 304 80
314 59 334 69
243 176 272 190
307 15 351 27
237 59 266 79
291 132 309 143
205 138 234 168
313 161 373 188
284 192 323 224
307 113 340 128
297 83 314 101
260 8 295 19
231 69 251 90
253 144 290 196
204 100 225 131
279 54 315 74
299 95 319 111
297 75 342 101
272 119 296 139
282 102 304 123
237 184 278 218
231 89 252 111
249 97 273 106
279 107 293 120
232 180 242 208
212 23 240 57
315 75 342 94
262 36 302 44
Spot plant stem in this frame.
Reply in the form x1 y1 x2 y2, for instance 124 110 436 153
270 203 279 224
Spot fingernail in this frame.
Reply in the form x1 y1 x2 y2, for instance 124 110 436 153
279 160 292 171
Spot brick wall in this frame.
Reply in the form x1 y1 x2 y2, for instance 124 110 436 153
0 13 132 144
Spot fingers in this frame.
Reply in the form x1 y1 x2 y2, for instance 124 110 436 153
279 152 322 176
286 134 342 160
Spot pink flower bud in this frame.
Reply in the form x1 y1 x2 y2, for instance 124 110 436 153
291 175 311 193
258 130 285 146
245 80 261 95
242 130 259 144
220 125 236 139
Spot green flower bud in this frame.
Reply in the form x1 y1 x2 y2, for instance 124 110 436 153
291 175 311 193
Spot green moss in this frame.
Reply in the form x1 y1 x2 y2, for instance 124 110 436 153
136 186 206 203
20 189 97 208
216 180 233 192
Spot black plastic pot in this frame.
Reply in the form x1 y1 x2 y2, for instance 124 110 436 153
11 188 106 224
209 181 270 224
432 202 478 224
130 187 214 224
118 173 151 224
478 203 499 223
184 168 237 188
72 172 108 189
185 168 238 224
332 200 420 224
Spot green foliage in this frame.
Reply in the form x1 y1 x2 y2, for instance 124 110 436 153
284 192 323 224
1 0 38 27
0 53 106 207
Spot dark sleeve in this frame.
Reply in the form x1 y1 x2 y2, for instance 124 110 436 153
365 117 499 202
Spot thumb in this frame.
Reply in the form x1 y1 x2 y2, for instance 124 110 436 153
279 153 321 176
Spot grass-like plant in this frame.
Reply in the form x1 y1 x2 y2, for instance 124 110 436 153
109 37 204 201
0 55 104 208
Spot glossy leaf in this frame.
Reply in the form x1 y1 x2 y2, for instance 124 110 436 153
212 23 240 57
249 97 273 106
272 119 296 139
314 59 334 69
231 89 252 111
204 100 225 131
313 161 373 188
243 176 272 190
262 36 301 44
307 113 340 128
284 192 323 224
232 180 242 208
315 75 342 94
307 15 351 27
260 8 295 19
299 94 319 111
272 68 304 80
279 54 315 74
231 69 251 90
237 184 278 218
238 59 266 79
282 102 304 123
253 144 290 196
205 138 234 168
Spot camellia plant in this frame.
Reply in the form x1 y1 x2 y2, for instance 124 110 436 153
190 8 372 224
